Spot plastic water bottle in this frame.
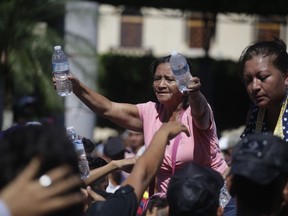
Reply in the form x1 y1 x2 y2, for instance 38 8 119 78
67 126 77 142
52 45 72 96
219 182 231 208
66 126 90 179
169 51 193 92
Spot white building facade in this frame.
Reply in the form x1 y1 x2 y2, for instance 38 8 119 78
97 5 288 61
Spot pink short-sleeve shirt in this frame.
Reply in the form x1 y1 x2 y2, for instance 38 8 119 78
136 101 227 193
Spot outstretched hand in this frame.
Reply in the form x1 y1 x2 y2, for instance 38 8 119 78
160 121 190 140
67 73 81 87
0 157 83 216
183 76 201 94
52 73 80 90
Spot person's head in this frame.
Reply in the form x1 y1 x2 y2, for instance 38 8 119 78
238 38 288 109
143 196 169 216
0 124 84 216
229 133 288 215
167 162 224 216
151 55 189 107
103 136 126 161
127 130 144 153
13 95 38 124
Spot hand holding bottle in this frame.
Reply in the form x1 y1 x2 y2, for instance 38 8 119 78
66 126 90 179
169 51 193 93
51 45 72 96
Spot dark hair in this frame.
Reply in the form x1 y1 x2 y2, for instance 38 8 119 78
142 196 168 216
82 137 96 154
0 125 83 216
167 176 219 216
230 174 287 215
150 55 171 74
167 162 223 216
87 156 108 169
238 38 288 78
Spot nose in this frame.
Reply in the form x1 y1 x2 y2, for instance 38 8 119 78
251 78 261 91
158 78 166 87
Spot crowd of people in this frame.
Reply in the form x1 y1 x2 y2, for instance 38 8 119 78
1 38 288 216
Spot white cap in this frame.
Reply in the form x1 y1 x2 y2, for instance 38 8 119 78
54 45 61 50
66 126 75 131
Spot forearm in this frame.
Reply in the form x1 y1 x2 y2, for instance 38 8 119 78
132 130 168 186
84 162 118 186
73 81 112 116
84 157 138 186
122 121 189 201
114 157 138 173
123 129 171 202
188 91 210 129
72 79 142 131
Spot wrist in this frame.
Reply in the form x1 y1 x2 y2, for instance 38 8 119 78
110 160 119 170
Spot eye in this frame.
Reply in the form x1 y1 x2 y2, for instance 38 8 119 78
243 77 252 86
166 78 175 84
258 75 268 81
153 76 161 83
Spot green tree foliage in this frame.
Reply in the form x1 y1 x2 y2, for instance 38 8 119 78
0 0 75 128
97 54 156 129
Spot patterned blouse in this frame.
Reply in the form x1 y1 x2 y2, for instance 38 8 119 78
241 97 288 142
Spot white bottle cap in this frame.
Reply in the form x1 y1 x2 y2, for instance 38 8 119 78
66 126 74 130
54 45 61 50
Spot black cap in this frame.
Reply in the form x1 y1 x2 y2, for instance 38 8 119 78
103 136 126 160
230 133 288 184
167 162 224 216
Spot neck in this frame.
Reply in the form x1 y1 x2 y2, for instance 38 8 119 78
162 102 183 122
265 103 283 131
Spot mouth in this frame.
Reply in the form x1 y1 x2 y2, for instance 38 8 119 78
253 95 265 104
156 91 169 95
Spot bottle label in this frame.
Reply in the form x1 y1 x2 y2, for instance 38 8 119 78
73 140 85 151
52 62 69 73
172 64 189 75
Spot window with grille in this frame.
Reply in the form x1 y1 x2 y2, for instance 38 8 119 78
186 13 216 51
256 16 284 41
120 8 143 47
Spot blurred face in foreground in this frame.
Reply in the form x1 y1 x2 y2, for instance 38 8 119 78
127 130 144 151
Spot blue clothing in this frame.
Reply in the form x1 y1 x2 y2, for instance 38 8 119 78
223 197 237 216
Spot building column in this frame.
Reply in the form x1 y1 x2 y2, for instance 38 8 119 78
64 1 98 139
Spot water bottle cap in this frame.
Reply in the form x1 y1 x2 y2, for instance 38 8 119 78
54 45 61 50
66 126 75 130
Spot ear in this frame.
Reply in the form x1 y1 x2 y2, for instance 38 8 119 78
217 206 224 216
282 181 288 205
284 72 288 86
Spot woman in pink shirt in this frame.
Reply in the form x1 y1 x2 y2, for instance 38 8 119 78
63 55 227 195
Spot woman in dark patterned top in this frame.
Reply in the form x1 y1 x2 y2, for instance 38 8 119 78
239 38 288 141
